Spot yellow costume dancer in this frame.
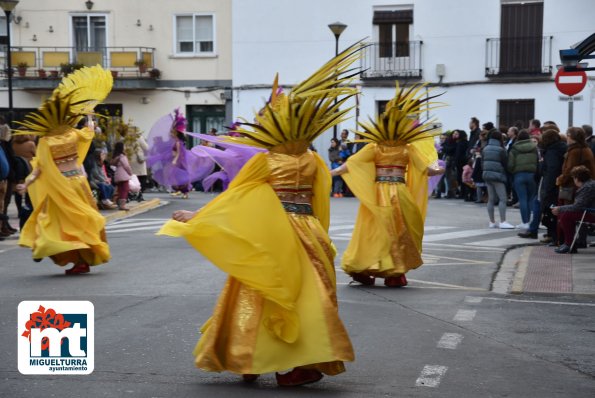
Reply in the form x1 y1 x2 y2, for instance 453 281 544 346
158 43 362 386
16 66 113 274
332 83 444 287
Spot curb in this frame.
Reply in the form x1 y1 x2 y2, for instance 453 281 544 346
103 198 165 223
510 246 532 294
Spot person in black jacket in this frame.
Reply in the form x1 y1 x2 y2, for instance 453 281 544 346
454 130 469 199
524 128 566 242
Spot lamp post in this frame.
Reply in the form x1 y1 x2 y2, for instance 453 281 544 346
0 0 19 127
328 21 347 139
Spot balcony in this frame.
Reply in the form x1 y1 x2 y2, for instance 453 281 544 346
1 46 158 89
485 36 553 77
361 41 423 81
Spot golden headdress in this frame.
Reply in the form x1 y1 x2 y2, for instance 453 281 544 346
16 65 113 136
357 82 443 145
229 41 364 151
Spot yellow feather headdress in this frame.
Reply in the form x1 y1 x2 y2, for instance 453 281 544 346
16 65 113 136
229 41 364 150
357 82 444 145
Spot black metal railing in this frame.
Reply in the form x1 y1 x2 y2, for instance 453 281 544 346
0 46 157 79
485 36 552 76
361 41 423 79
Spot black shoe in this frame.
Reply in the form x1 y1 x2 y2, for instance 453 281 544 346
518 231 537 239
554 244 577 254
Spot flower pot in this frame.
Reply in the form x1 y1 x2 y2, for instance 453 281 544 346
50 70 59 78
111 70 119 78
37 69 47 78
138 65 147 74
17 67 27 77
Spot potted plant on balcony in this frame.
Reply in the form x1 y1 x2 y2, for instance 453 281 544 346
37 69 47 78
134 59 148 74
50 70 59 78
148 68 161 79
111 70 119 79
17 62 29 77
60 62 84 77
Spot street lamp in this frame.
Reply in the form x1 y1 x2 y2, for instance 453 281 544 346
328 21 347 139
0 0 19 126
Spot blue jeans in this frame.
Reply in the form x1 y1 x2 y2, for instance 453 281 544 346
528 196 541 233
513 172 536 223
97 182 114 201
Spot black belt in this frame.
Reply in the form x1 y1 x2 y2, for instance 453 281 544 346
376 175 405 183
281 202 313 215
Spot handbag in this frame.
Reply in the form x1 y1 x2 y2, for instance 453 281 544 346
558 186 574 201
128 174 141 193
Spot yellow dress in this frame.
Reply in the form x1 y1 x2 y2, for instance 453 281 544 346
19 128 110 266
341 139 436 277
159 148 354 375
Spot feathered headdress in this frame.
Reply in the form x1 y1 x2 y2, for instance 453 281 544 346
16 65 113 136
357 82 444 145
172 107 187 133
229 41 364 151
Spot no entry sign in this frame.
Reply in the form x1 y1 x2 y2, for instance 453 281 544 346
555 67 587 96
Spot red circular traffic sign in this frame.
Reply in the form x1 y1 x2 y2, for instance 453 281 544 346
555 67 587 96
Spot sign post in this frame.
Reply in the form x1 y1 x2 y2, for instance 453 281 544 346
555 67 587 127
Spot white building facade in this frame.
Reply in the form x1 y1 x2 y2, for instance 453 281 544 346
232 0 595 156
1 0 232 138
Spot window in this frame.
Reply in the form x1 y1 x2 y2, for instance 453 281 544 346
373 10 412 58
498 99 534 129
0 16 7 47
71 15 107 51
175 14 215 55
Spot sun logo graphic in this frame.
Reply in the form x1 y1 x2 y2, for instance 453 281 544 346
18 301 94 375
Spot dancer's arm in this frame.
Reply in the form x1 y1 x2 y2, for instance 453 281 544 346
16 168 41 194
172 209 199 223
330 163 348 177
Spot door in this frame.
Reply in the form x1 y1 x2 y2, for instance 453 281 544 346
186 105 226 146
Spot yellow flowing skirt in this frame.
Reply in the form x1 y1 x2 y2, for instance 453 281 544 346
342 181 423 276
19 174 109 266
194 213 353 375
159 153 354 375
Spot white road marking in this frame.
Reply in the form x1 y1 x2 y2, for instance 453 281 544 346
328 224 354 231
437 333 463 349
424 229 502 242
415 365 448 388
408 279 487 291
481 296 595 307
465 236 532 247
464 296 484 304
106 226 163 234
453 309 477 321
423 242 506 252
106 220 166 230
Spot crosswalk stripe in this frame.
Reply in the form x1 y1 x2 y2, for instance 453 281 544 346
423 229 503 242
106 226 162 234
415 365 448 388
106 220 166 230
465 236 530 247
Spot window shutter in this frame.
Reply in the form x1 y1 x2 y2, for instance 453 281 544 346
373 10 413 24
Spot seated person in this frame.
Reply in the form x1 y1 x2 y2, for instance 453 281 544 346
88 148 117 209
551 165 595 253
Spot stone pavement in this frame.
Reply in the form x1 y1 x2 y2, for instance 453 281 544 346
496 242 595 296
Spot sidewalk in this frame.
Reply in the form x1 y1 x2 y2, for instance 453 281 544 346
498 243 595 296
4 195 163 230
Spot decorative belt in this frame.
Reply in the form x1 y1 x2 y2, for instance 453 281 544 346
61 169 83 177
281 202 313 215
376 175 405 183
53 154 78 164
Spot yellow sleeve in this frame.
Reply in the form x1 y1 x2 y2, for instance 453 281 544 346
312 151 331 231
341 143 378 210
406 138 438 221
158 153 306 343
75 127 94 167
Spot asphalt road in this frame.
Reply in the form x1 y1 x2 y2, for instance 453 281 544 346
1 192 594 397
